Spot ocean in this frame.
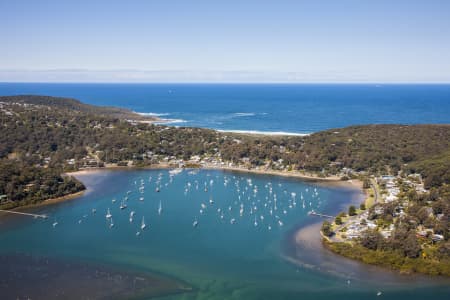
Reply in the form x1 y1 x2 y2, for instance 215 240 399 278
1 83 450 299
1 83 450 134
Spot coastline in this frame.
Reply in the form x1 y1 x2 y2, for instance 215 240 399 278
0 164 362 212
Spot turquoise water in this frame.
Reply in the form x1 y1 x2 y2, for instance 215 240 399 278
0 169 448 299
1 83 450 134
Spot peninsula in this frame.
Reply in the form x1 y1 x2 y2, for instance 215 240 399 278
0 95 449 276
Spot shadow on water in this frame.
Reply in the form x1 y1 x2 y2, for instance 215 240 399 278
0 253 192 300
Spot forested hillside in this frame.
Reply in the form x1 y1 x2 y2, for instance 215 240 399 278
1 95 449 208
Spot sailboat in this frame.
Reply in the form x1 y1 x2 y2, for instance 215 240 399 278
120 199 127 210
106 208 112 219
109 218 114 228
158 200 162 215
141 216 146 230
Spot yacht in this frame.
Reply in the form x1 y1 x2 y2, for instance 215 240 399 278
141 216 146 230
106 208 112 219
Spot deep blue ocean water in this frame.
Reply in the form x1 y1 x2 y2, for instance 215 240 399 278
1 83 450 134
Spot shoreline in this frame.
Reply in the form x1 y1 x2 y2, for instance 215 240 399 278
26 164 362 211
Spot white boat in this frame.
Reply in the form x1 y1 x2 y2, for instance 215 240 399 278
158 200 162 215
169 168 183 176
52 221 58 227
139 196 144 201
109 218 114 228
209 197 214 205
193 218 199 227
106 208 112 219
254 216 258 227
141 216 146 230
377 291 382 296
120 200 127 210
112 198 116 203
230 218 236 224
91 208 96 214
136 231 141 236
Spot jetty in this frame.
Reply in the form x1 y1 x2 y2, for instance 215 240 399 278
308 211 334 219
0 209 48 219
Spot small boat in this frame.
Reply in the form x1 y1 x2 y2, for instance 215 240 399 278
139 197 144 201
155 187 160 192
109 218 114 228
158 200 162 215
120 200 127 210
268 225 272 230
91 208 96 214
209 197 214 205
141 216 146 230
201 203 207 209
136 231 141 236
193 218 199 227
106 208 112 219
278 220 284 227
254 216 258 227
377 291 382 296
230 218 236 224
112 198 116 203
52 221 58 228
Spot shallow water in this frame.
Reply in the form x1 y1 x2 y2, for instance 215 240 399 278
0 169 448 299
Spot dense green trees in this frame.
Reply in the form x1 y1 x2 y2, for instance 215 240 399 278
321 221 333 237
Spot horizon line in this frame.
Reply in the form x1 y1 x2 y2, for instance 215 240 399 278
1 81 450 85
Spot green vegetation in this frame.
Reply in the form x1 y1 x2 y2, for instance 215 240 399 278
348 205 356 216
324 239 450 276
1 95 449 275
321 221 333 237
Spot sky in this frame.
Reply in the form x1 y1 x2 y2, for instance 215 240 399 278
1 0 450 83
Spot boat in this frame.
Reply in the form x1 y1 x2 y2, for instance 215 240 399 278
52 221 58 227
209 197 214 205
192 218 198 227
112 198 116 203
136 231 141 236
109 218 114 228
120 200 127 210
141 216 146 230
254 216 258 227
139 196 144 201
230 218 236 224
106 208 112 219
158 200 162 215
91 208 96 214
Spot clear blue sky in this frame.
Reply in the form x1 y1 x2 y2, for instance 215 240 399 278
1 0 449 83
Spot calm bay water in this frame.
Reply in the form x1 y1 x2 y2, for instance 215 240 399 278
0 169 448 299
1 84 449 298
1 83 450 134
